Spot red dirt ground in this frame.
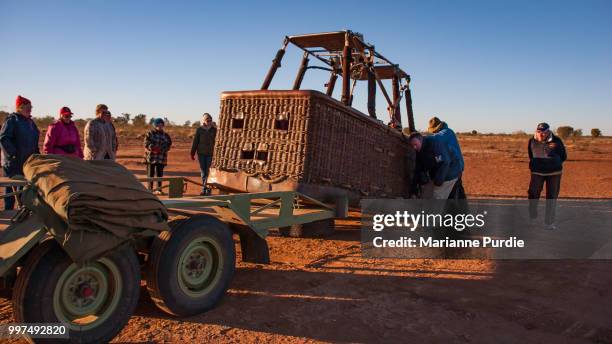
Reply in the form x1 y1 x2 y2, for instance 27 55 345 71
1 135 611 343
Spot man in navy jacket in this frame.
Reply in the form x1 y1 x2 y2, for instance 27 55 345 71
409 132 461 200
528 122 566 229
0 95 40 210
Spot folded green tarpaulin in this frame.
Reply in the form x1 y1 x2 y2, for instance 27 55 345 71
23 154 169 262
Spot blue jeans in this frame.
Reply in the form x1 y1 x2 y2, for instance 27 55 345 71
197 154 213 190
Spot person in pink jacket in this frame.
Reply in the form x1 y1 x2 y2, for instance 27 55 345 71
43 106 84 158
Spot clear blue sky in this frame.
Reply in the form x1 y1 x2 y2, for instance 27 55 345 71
1 0 611 134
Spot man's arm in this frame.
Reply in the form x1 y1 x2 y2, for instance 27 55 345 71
34 125 40 154
190 128 200 156
527 139 533 161
557 138 567 162
144 131 152 151
84 121 97 155
0 118 17 158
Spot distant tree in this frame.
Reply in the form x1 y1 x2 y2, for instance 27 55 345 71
471 130 478 135
556 126 574 139
572 129 583 137
132 114 147 127
183 120 191 127
121 113 131 123
192 121 200 128
114 113 131 126
591 128 602 137
512 130 527 136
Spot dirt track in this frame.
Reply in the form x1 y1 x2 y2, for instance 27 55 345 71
1 135 612 343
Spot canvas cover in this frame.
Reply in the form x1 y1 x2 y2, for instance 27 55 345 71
22 154 169 262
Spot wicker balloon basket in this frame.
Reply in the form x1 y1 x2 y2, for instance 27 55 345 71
209 90 414 204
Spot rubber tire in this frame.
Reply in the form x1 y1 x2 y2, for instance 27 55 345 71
146 215 236 317
279 218 335 238
12 240 141 344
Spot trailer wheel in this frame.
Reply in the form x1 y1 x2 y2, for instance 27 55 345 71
146 215 235 316
279 218 335 238
12 240 140 344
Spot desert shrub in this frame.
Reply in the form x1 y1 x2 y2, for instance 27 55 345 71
132 114 147 127
183 120 191 127
556 126 574 139
591 128 602 137
512 130 527 136
572 129 583 137
471 130 478 135
115 113 131 126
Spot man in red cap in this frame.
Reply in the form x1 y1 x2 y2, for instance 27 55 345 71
0 95 40 210
43 107 84 158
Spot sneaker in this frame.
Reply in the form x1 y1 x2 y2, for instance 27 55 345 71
545 223 557 230
199 190 207 196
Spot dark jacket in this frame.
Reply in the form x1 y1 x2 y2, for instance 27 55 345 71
432 123 464 172
144 129 172 165
414 136 461 187
528 134 566 174
0 113 40 177
191 126 216 156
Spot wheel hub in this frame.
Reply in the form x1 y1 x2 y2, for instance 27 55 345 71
80 285 94 298
177 237 222 297
53 258 123 331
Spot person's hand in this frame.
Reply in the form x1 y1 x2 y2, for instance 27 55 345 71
190 154 195 161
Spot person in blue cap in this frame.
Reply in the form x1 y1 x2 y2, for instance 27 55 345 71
528 122 567 230
144 118 172 195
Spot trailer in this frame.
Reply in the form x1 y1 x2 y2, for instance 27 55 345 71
0 176 347 343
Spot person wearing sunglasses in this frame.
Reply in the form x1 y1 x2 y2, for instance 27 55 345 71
43 106 83 158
